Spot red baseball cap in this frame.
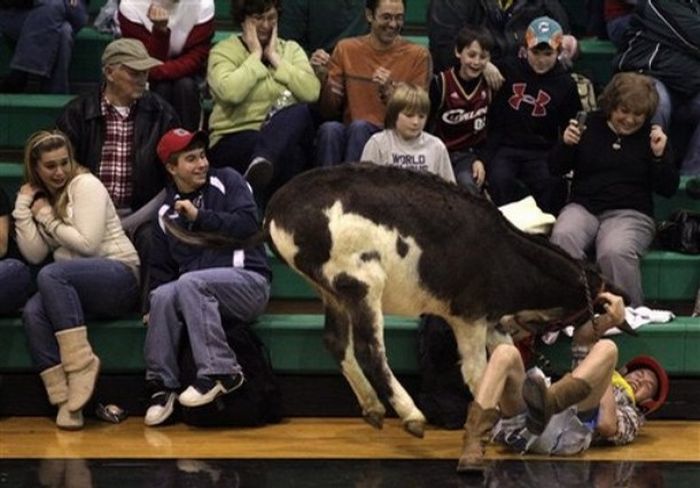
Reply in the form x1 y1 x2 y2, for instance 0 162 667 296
157 129 208 164
623 355 669 415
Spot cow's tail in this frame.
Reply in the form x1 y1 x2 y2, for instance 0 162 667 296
162 216 269 249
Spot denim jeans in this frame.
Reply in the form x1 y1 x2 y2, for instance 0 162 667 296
606 15 631 48
450 149 482 195
208 103 315 180
486 146 566 214
144 267 270 389
651 79 700 175
23 258 139 370
315 120 381 166
0 0 87 93
0 258 31 315
152 77 202 132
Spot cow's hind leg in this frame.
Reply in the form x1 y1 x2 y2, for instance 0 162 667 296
351 298 426 438
322 297 386 429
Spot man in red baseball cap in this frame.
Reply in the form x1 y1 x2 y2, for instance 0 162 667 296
142 128 271 427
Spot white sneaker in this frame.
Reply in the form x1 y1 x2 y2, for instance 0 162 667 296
178 374 244 408
144 391 177 426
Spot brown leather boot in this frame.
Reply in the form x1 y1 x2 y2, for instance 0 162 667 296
457 401 500 473
522 372 592 435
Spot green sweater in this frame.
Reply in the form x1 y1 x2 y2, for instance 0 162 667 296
207 34 321 146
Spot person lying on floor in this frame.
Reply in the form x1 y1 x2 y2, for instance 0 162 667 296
459 291 669 473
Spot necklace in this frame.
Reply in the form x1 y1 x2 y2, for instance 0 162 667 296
607 121 622 150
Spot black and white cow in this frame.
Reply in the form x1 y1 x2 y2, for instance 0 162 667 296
172 162 626 462
258 163 619 440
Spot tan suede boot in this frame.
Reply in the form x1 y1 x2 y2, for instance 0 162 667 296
522 372 592 435
39 364 84 430
457 401 500 473
55 326 101 412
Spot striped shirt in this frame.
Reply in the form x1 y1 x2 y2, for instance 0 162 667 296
99 97 134 209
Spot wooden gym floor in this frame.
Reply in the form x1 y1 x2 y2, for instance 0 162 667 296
1 417 699 487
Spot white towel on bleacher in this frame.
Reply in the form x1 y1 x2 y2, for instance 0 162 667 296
541 306 675 344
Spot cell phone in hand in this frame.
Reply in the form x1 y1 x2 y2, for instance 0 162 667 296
575 110 588 130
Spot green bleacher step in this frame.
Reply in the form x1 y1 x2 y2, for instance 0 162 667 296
1 315 698 375
85 0 427 26
1 163 699 302
0 94 74 148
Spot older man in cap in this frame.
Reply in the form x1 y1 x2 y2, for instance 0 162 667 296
57 38 179 304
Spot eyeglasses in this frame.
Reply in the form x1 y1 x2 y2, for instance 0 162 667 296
249 11 278 24
375 13 404 24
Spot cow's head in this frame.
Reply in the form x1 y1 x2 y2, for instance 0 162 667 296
497 264 633 341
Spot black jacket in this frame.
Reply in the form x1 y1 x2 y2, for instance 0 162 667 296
614 0 700 98
148 168 271 298
0 0 32 8
56 88 179 211
549 111 679 217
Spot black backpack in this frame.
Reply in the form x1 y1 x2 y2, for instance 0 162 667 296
416 314 472 429
178 321 283 427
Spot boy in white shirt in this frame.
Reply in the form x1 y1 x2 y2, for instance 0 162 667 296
361 83 456 183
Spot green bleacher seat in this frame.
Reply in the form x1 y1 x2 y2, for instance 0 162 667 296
2 156 699 302
0 94 74 148
573 38 617 90
0 162 22 195
1 314 698 376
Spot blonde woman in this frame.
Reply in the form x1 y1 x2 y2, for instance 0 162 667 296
13 130 140 430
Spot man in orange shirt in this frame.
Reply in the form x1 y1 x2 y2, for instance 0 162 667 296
315 0 432 166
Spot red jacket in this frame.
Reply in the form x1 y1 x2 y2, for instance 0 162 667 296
118 13 214 81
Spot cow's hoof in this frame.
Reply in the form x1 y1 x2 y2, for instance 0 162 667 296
363 412 384 430
456 456 486 475
403 420 425 438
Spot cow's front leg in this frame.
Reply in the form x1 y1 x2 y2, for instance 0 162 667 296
322 297 385 429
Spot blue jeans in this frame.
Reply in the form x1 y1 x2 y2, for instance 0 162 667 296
651 79 700 175
23 258 139 370
208 103 315 182
486 146 566 214
316 120 381 166
606 15 631 48
152 76 202 132
144 267 270 389
0 258 31 315
0 0 87 93
450 149 482 195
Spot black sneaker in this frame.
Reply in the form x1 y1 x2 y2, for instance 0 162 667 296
243 157 274 190
178 373 245 407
